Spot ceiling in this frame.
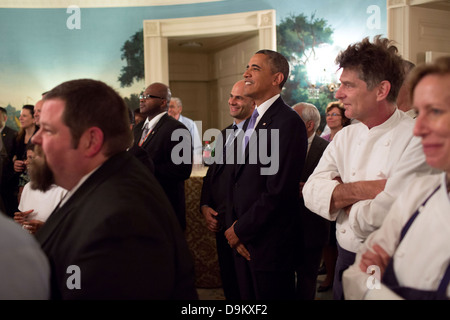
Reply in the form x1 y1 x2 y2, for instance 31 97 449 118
168 30 258 54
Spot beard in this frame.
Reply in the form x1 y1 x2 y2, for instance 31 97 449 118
29 145 55 192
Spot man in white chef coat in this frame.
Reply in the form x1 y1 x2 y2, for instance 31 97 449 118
302 35 437 300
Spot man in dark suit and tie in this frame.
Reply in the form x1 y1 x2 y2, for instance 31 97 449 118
293 102 330 300
32 79 197 299
132 82 192 231
0 106 18 217
200 79 255 300
224 50 308 299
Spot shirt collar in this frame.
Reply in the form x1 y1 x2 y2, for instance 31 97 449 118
143 111 167 131
234 120 245 130
307 133 315 154
60 165 101 207
253 94 280 127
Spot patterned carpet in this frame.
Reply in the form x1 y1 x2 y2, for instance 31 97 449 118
197 287 225 300
196 275 333 300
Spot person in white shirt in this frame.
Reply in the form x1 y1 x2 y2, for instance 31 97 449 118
343 56 450 300
168 97 203 165
13 144 67 234
302 36 437 300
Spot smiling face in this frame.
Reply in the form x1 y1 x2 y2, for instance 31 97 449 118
243 53 282 105
326 106 344 130
228 80 254 123
413 74 450 174
335 68 378 124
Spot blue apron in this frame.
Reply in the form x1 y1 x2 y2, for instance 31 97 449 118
382 185 450 300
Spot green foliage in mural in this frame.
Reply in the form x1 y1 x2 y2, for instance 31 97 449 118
5 104 20 131
118 29 144 88
277 13 335 132
123 93 140 112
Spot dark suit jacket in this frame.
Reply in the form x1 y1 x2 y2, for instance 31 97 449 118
1 126 18 216
35 151 197 300
133 113 192 230
300 134 330 249
1 126 17 181
228 97 307 271
1 126 17 160
200 124 235 227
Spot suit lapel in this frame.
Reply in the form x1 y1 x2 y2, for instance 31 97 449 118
235 99 279 178
35 199 76 248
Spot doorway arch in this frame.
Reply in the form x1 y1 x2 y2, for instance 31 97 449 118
143 9 277 85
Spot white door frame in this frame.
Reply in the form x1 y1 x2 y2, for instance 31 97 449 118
143 9 277 85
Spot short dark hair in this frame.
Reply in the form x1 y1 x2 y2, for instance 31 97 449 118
0 106 6 116
43 79 133 157
256 49 290 89
22 104 35 117
335 35 404 103
408 56 450 102
402 59 416 75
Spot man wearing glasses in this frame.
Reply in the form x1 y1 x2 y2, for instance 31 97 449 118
133 82 192 231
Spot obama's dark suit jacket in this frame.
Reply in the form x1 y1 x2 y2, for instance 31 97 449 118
133 113 192 230
227 97 307 299
35 151 197 300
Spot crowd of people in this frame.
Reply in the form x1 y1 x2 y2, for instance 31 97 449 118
0 34 449 301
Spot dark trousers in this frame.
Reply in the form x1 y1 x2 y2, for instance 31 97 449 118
333 242 356 300
295 246 323 300
233 254 295 300
216 230 240 300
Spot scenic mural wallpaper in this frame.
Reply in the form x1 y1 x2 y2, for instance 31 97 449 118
0 0 386 131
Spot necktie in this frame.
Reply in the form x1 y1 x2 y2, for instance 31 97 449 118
139 123 150 146
243 108 259 150
223 124 238 163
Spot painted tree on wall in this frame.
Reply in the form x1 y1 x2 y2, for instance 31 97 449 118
118 29 144 88
119 14 335 130
277 13 335 130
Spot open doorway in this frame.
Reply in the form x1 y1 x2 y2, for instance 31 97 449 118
142 10 276 133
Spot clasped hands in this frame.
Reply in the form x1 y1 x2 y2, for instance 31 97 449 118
201 206 250 261
359 244 390 278
14 209 44 234
225 221 250 261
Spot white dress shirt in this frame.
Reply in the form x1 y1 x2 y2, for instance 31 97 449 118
19 183 67 222
179 114 202 164
140 112 167 143
252 94 280 129
343 172 450 299
303 109 437 253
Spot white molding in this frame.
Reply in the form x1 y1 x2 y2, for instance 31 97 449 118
387 1 450 63
143 9 276 85
0 0 222 8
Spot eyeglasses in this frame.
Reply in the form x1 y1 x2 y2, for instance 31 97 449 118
326 113 342 117
139 94 165 100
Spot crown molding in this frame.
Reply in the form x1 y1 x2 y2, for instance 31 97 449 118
0 0 223 8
